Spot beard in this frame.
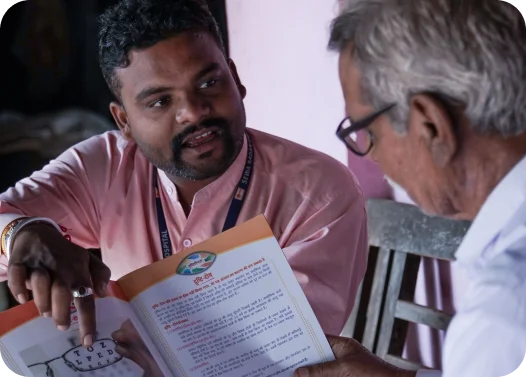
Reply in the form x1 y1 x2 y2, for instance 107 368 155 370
384 175 417 206
136 117 245 181
384 175 444 217
170 117 239 180
384 175 406 196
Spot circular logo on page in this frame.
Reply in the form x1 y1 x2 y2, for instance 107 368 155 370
177 252 216 275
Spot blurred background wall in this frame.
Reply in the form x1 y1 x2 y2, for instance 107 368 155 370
226 0 346 164
0 0 229 192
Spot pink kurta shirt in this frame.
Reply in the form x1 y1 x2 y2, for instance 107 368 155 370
0 128 367 335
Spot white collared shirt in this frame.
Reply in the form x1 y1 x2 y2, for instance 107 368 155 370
418 156 526 377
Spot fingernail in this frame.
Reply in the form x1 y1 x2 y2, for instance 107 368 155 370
17 294 27 304
295 369 309 377
84 334 93 347
43 312 51 318
58 325 69 331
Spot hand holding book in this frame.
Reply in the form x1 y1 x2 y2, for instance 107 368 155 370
0 216 335 377
112 319 164 377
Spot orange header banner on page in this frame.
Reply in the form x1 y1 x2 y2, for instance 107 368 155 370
117 215 274 299
0 302 39 337
0 281 127 337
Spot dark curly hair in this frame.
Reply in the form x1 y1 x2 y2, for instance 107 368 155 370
98 0 225 101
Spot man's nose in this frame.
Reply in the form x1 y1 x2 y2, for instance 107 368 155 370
175 93 211 125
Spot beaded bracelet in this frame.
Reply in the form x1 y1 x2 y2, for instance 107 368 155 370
1 217 62 260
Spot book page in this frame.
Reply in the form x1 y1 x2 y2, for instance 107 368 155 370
0 282 172 377
118 215 334 377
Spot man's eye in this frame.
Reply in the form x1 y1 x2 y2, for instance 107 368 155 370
199 79 218 89
148 97 171 108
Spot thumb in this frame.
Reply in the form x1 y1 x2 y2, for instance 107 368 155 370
295 359 352 377
326 335 366 359
88 252 111 296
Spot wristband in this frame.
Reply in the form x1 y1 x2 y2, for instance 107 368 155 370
1 217 28 258
2 217 63 260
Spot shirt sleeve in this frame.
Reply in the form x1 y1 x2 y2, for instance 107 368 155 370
282 190 368 336
442 229 526 377
443 310 526 377
0 135 111 279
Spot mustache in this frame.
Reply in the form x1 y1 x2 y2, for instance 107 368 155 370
171 118 230 150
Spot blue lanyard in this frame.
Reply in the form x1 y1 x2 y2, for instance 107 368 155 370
153 133 254 259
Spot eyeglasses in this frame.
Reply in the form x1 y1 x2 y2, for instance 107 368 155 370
336 103 396 156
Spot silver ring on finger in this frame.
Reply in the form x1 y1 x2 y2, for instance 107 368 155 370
72 286 94 298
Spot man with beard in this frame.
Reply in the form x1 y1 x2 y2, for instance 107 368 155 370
0 0 367 353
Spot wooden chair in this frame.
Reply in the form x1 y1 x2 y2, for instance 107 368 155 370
342 199 471 370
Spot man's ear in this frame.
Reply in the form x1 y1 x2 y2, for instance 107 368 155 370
408 94 458 167
110 102 133 141
227 58 247 99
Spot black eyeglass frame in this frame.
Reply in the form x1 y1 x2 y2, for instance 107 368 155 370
336 103 397 156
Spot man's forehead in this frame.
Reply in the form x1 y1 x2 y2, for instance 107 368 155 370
116 32 225 95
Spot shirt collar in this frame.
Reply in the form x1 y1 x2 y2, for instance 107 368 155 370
456 155 526 263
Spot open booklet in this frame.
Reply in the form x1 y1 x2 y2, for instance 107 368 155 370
0 215 334 377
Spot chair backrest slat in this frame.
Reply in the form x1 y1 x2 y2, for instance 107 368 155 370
342 281 363 338
344 199 471 369
362 247 391 350
384 355 422 371
376 250 407 358
395 300 452 331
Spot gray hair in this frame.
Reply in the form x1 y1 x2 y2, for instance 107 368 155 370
329 0 526 136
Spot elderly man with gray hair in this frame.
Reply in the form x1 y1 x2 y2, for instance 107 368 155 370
293 0 526 376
